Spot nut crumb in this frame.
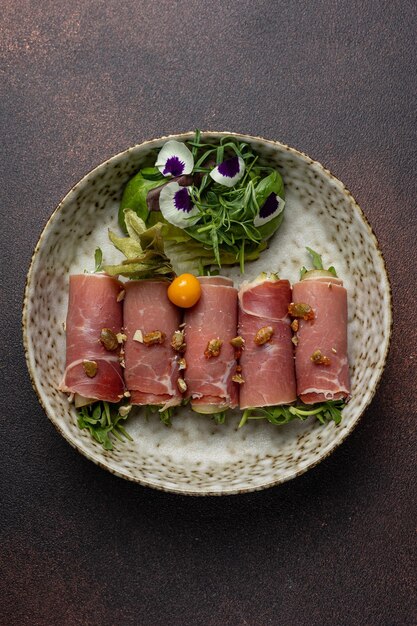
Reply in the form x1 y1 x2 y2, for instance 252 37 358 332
117 289 126 302
311 349 331 365
204 338 223 358
177 378 187 393
254 326 274 345
133 329 143 343
143 330 166 346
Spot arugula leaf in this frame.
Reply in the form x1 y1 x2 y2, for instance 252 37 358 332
94 248 103 272
212 411 227 425
119 172 164 232
304 247 338 277
306 246 324 270
77 402 133 450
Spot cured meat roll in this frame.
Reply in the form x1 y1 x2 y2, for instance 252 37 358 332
60 274 125 403
292 274 350 404
238 276 297 409
124 280 183 407
184 276 238 413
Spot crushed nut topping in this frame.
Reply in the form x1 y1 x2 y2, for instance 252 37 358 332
119 358 126 368
99 328 119 351
230 336 245 348
123 390 131 398
288 302 315 321
171 330 186 353
133 329 143 343
177 378 188 393
254 326 274 345
116 289 126 302
292 336 299 346
290 319 299 332
83 360 98 378
178 357 187 371
311 349 331 365
331 347 337 354
232 373 245 384
204 338 223 358
143 330 166 346
116 332 127 344
118 404 132 417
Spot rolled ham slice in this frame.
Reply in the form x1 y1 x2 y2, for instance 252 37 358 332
292 275 350 404
124 280 182 407
184 276 238 412
60 274 125 403
238 277 297 409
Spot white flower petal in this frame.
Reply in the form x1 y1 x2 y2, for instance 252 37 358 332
155 140 194 177
254 194 285 226
159 182 200 228
209 156 245 187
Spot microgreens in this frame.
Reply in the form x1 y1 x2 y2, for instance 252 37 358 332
238 400 345 428
77 401 133 450
300 247 338 279
93 247 103 272
118 131 286 273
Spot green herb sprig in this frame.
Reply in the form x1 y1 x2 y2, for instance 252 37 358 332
238 400 345 428
77 401 133 450
300 247 337 279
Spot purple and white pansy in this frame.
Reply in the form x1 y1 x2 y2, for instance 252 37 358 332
155 140 194 177
254 193 285 226
159 181 200 228
209 156 245 187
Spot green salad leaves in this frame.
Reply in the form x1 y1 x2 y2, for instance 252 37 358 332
238 400 345 428
77 402 133 451
117 130 286 272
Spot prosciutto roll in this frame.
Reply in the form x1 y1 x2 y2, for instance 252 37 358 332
124 280 182 407
238 276 297 409
184 276 238 412
292 274 350 404
60 274 125 403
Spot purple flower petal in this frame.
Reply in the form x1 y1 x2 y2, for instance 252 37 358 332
210 156 245 187
218 157 240 178
156 140 194 177
163 156 186 177
159 181 200 228
174 187 193 213
254 193 285 227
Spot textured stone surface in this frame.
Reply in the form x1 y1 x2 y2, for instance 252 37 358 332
1 1 416 624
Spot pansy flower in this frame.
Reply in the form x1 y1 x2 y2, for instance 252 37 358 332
155 140 194 177
209 156 245 187
254 193 285 227
159 181 200 228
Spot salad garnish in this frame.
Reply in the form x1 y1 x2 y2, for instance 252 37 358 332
117 130 286 272
238 400 345 428
77 401 133 450
300 247 337 279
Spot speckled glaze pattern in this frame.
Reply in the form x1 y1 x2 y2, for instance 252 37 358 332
22 132 392 495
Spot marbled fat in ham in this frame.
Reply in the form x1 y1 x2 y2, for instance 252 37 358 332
292 275 350 404
60 274 125 402
238 278 297 409
184 276 238 412
123 280 182 407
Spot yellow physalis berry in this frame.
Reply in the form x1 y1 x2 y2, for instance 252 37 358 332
167 274 201 308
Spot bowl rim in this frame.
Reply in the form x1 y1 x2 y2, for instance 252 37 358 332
22 130 393 495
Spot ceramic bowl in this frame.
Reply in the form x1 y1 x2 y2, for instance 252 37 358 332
23 132 392 494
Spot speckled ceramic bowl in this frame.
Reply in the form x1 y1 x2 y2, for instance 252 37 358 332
23 132 392 495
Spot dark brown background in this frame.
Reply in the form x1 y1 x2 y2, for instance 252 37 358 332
1 1 416 625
